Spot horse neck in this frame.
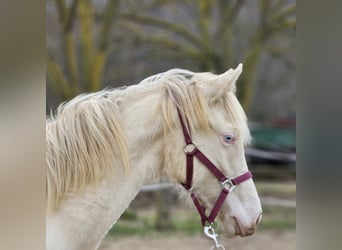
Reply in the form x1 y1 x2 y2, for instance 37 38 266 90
47 92 166 250
47 168 156 250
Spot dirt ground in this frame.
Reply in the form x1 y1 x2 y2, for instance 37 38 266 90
99 230 296 250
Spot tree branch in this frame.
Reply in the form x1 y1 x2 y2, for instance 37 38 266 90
79 0 95 90
120 13 204 49
89 0 120 91
47 56 74 99
266 47 295 70
216 0 246 68
141 36 203 60
99 0 119 51
53 0 79 94
226 0 246 23
272 3 295 22
267 17 296 35
65 0 79 32
54 0 67 28
124 24 203 62
198 0 211 45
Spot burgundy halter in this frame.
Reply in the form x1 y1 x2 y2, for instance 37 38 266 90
177 108 252 226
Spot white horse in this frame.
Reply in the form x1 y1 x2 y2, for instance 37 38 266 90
46 64 262 250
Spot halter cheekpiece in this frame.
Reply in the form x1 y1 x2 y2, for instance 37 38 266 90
176 107 252 249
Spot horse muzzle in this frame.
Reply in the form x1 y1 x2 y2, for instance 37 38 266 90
230 212 262 237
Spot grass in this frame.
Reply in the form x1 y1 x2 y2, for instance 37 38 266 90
255 181 296 199
108 204 295 237
258 205 296 230
108 211 201 237
108 217 155 236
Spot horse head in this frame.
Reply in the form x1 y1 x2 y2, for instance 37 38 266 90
162 64 262 237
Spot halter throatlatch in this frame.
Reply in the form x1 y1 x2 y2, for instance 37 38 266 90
176 107 252 249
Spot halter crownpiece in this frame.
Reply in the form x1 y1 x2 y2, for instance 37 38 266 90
176 107 252 249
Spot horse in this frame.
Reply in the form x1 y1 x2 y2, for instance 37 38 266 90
46 64 262 250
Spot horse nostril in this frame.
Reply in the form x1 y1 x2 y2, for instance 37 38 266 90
245 227 255 236
231 215 260 236
255 213 263 226
231 217 241 235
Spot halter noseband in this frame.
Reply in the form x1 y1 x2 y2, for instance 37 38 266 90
177 108 252 227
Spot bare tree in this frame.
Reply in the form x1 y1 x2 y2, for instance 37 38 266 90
119 0 295 112
46 0 295 232
47 0 119 100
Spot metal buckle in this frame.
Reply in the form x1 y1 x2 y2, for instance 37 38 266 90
221 178 236 192
183 143 197 155
204 225 225 250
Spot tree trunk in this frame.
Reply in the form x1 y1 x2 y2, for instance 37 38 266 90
155 188 173 230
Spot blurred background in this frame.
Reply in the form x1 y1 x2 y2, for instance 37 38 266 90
46 0 296 249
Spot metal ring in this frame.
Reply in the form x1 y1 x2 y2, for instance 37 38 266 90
221 178 236 192
183 143 197 155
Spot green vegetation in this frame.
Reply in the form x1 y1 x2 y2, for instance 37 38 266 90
256 181 296 199
259 205 296 230
108 213 202 237
120 208 138 221
108 217 155 236
109 206 295 237
109 205 295 237
108 180 296 237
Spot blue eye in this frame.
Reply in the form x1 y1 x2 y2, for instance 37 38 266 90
225 135 233 142
221 133 236 144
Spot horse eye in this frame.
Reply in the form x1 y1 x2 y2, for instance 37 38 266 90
222 133 236 144
225 136 233 141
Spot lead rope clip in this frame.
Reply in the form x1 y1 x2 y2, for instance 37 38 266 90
204 225 226 250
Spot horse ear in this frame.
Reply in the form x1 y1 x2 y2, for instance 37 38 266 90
205 63 243 101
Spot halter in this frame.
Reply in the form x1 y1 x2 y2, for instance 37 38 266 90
177 108 252 249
